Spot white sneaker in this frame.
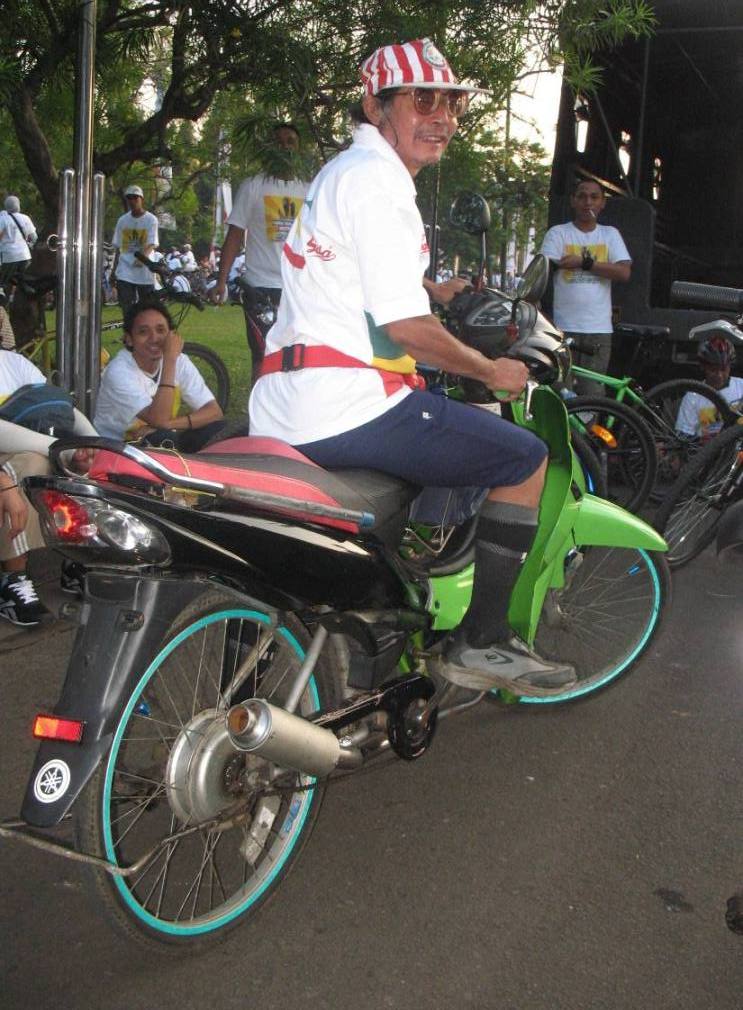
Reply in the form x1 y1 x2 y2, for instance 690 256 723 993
431 633 576 697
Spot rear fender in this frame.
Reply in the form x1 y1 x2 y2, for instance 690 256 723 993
20 573 236 827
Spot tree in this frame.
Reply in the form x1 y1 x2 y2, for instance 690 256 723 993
1 1 655 231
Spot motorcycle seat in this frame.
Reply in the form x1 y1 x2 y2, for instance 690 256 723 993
89 435 419 544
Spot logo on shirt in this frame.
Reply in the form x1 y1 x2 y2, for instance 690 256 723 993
306 235 336 261
263 195 305 243
563 242 608 283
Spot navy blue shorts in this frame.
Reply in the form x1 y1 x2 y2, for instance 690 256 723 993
295 390 546 488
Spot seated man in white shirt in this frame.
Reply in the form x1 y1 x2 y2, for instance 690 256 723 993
676 334 743 439
94 299 225 451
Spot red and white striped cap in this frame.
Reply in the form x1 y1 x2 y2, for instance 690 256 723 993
360 38 489 96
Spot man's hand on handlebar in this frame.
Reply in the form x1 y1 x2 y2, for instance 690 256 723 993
483 357 530 401
423 276 470 306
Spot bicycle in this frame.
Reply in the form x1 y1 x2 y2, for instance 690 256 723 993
652 419 743 567
564 324 735 508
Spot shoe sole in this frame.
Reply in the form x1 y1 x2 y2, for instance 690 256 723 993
429 656 577 698
0 611 43 628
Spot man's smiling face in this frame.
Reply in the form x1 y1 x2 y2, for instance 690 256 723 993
364 89 459 177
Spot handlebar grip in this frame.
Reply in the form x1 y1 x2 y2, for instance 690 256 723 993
164 286 205 310
567 339 596 357
671 281 743 313
133 250 166 277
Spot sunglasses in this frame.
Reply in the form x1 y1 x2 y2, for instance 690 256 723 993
400 88 470 118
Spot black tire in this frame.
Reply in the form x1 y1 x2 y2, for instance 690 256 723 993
183 341 231 413
565 396 657 512
527 547 671 705
653 422 743 568
75 590 342 950
640 379 736 503
570 429 608 498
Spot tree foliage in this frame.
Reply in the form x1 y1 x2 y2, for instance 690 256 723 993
1 0 655 236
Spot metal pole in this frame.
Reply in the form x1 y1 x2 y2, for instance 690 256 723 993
71 0 97 416
634 37 651 198
55 168 76 389
427 163 441 281
87 172 105 411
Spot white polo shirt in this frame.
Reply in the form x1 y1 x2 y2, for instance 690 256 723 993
249 124 431 445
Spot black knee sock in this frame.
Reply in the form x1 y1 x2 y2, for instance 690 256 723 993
458 501 539 648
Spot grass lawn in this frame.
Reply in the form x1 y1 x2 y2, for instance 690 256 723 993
99 302 252 420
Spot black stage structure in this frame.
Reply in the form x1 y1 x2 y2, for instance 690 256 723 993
547 0 743 383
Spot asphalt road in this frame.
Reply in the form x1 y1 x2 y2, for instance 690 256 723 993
0 547 741 1010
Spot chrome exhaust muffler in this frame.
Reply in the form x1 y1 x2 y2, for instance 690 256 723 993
226 699 361 776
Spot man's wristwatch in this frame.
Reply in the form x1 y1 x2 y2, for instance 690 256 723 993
581 249 595 271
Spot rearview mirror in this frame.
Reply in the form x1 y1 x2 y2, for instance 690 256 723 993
449 192 491 235
516 255 549 304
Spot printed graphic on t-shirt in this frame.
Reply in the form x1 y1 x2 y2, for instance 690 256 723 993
264 195 304 243
120 227 150 255
562 242 608 283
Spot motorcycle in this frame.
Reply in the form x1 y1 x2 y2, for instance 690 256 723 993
1 229 670 949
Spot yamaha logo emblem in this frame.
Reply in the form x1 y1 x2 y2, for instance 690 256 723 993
33 759 71 804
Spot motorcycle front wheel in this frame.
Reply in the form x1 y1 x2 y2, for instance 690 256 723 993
525 546 671 705
75 590 341 949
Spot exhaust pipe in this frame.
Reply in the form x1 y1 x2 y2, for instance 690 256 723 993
227 699 361 777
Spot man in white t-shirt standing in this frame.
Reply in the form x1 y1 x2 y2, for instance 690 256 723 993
0 195 37 289
540 179 631 396
214 123 309 380
111 185 159 314
248 39 576 697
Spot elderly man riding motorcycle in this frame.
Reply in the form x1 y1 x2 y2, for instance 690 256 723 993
248 38 575 695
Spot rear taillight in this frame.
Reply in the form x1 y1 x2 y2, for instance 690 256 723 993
31 489 170 563
38 490 97 543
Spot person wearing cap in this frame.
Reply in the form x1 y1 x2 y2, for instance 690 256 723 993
180 243 197 273
248 38 576 697
0 196 38 289
111 185 159 313
213 122 310 380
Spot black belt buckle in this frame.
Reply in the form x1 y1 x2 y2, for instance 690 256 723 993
281 343 306 372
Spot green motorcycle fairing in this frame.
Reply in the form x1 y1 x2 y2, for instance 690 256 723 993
426 385 666 642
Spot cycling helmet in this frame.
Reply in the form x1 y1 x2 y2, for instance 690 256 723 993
697 334 735 367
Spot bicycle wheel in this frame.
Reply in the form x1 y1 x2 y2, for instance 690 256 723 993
183 341 231 413
570 429 608 498
75 591 341 949
653 422 743 568
527 546 670 704
565 396 657 512
640 379 736 503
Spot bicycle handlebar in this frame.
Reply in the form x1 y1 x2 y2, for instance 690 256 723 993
162 284 205 311
133 250 168 277
671 281 743 314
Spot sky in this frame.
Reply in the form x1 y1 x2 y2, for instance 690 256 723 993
507 65 564 158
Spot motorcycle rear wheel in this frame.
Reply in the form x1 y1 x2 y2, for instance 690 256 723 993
524 547 670 705
75 591 341 949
